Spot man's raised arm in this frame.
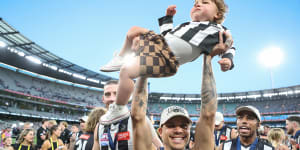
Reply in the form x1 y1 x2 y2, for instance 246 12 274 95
131 77 152 150
193 54 218 150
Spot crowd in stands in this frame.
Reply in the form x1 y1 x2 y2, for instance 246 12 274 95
0 68 103 107
148 97 300 115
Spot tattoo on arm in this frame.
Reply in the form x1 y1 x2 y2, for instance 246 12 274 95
201 55 217 111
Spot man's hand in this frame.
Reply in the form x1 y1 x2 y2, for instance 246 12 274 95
166 5 176 16
218 58 232 72
210 30 233 57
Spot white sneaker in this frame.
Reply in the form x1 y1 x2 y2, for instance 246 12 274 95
100 103 130 125
100 52 124 72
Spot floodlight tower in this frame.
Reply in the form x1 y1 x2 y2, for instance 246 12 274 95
259 46 284 89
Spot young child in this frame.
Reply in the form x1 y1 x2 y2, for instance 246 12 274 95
100 0 235 124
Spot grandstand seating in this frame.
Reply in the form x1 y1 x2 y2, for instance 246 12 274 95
0 67 104 107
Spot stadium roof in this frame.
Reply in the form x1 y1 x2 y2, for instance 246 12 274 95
0 18 114 88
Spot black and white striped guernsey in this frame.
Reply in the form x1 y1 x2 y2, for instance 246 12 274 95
158 15 235 68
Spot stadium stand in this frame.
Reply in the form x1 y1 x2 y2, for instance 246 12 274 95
0 18 299 130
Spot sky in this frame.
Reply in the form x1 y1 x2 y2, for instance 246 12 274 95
1 0 300 94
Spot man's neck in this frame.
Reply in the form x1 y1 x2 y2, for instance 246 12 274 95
163 145 184 150
293 128 300 136
42 125 47 129
240 134 257 146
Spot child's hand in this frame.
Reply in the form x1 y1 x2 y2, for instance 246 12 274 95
218 58 232 72
166 5 176 16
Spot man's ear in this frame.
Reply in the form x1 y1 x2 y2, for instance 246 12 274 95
257 122 261 128
158 127 163 137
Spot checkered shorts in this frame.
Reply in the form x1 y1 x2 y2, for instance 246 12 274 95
136 31 179 77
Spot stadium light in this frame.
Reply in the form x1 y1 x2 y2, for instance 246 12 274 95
0 41 7 48
259 46 284 88
259 46 284 68
25 56 42 64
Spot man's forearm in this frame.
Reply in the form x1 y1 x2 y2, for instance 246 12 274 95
193 54 217 150
131 77 148 121
201 55 217 113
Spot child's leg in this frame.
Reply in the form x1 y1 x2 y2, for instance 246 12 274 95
118 26 149 56
100 26 148 72
116 57 140 105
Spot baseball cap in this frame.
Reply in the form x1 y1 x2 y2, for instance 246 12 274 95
215 112 224 125
160 106 192 127
79 116 88 122
236 105 261 122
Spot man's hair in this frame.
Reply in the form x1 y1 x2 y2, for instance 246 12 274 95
105 80 118 86
212 0 228 24
287 116 300 126
42 119 48 124
60 121 68 128
84 107 107 132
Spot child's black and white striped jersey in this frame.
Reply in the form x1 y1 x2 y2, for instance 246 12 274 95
158 15 235 68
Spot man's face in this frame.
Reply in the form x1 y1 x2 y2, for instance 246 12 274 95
285 120 294 135
263 126 270 135
71 125 79 133
236 111 259 138
102 84 118 106
215 121 224 130
159 116 191 150
80 121 86 131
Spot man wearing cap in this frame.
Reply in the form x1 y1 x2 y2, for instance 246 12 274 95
214 112 237 148
131 53 220 150
70 116 88 150
220 105 274 150
285 116 300 150
92 80 163 150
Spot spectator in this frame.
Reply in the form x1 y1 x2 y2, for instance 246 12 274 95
59 121 71 145
1 127 11 147
41 125 66 150
214 112 237 148
267 128 289 150
47 120 57 130
36 119 48 150
13 129 35 150
74 107 106 150
2 137 13 150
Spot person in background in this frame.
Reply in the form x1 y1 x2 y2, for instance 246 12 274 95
219 106 274 150
41 125 66 150
59 121 71 146
36 119 48 150
2 137 13 150
13 129 35 150
267 128 289 150
74 107 106 150
214 112 237 148
286 116 300 150
1 127 11 147
47 120 57 130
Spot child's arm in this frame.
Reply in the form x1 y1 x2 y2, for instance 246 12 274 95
219 30 235 71
158 5 176 36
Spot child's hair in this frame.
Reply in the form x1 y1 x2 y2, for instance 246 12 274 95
267 128 285 148
2 137 12 144
17 128 34 144
212 0 228 24
84 107 107 132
